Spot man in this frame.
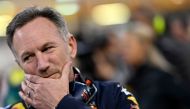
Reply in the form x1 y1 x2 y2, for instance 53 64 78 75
4 7 139 109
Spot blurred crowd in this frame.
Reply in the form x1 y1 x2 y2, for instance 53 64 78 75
1 7 190 109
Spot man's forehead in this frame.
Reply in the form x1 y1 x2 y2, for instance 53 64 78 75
13 17 60 41
12 17 62 56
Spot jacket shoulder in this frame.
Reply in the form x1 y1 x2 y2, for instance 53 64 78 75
94 81 131 95
93 81 139 109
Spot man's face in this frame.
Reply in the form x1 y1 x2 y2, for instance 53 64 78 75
12 17 77 79
120 33 146 66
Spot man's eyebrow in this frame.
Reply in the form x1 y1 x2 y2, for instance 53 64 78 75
41 42 56 48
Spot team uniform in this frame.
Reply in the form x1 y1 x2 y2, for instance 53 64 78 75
3 68 139 109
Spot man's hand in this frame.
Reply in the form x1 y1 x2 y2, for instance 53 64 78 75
19 61 72 109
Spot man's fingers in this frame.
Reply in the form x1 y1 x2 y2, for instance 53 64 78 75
25 74 45 84
60 61 72 80
19 91 33 106
25 80 37 91
21 81 34 98
21 82 29 94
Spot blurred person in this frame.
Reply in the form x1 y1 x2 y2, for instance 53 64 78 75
130 6 154 27
3 7 139 109
77 32 129 85
118 21 190 109
0 70 8 107
156 15 190 84
169 16 190 42
91 33 128 82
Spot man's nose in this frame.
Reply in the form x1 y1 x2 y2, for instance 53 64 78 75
37 53 49 73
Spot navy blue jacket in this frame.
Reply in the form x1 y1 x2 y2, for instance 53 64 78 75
4 68 139 109
56 81 139 109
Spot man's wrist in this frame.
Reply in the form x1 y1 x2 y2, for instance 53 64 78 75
55 94 70 109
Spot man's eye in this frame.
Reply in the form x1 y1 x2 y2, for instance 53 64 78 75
42 46 54 52
23 55 32 62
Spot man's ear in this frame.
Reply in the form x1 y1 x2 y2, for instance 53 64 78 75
68 35 77 58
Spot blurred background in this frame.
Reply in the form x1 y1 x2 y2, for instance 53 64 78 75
1 0 190 108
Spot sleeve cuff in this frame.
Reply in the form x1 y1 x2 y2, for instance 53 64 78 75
56 94 90 109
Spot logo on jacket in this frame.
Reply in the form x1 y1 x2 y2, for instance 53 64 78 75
127 96 139 109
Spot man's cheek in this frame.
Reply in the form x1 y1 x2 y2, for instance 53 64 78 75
23 66 36 75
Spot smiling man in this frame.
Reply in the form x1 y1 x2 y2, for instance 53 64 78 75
4 7 139 109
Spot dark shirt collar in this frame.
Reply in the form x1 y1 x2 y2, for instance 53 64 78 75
69 67 85 93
